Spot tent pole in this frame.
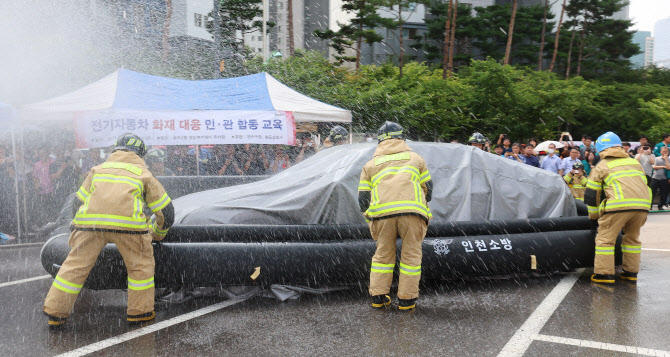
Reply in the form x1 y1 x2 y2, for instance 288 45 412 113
195 145 200 176
11 127 21 239
349 123 353 144
20 126 27 235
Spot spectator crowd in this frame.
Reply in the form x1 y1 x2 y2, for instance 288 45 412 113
1 131 669 238
485 133 670 211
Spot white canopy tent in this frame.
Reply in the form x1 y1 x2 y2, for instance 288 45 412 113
21 69 352 124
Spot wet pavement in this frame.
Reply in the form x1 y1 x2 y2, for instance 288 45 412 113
1 213 669 357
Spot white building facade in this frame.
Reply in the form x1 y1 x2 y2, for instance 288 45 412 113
654 17 670 68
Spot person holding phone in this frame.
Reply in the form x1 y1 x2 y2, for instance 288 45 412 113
497 134 512 156
635 145 655 187
559 132 575 148
564 161 587 201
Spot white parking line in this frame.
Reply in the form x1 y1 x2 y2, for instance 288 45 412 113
0 275 51 288
55 298 246 357
0 242 44 249
642 248 670 252
497 269 583 357
533 334 670 356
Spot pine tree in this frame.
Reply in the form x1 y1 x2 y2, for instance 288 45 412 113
414 1 474 66
206 0 274 55
469 4 552 66
503 0 518 65
314 0 385 70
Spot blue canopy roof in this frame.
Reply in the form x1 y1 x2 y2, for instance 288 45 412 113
23 69 351 123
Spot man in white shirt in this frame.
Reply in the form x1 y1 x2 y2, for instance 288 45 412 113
635 145 655 185
561 148 581 176
541 143 562 174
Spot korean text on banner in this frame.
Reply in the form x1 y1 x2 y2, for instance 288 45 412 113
74 110 296 148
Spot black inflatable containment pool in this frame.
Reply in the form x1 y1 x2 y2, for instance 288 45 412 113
41 215 620 290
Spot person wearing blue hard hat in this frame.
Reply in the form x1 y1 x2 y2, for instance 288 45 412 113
584 131 652 285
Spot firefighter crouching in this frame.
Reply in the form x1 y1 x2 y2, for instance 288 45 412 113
585 131 651 284
358 121 433 311
43 133 175 327
564 161 587 201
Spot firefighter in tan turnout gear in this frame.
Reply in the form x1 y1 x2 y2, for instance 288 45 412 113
43 133 174 327
564 161 587 201
358 121 433 311
585 131 651 284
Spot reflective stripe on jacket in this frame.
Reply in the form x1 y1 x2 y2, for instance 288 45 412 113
584 147 652 220
72 151 172 235
358 139 432 221
563 172 587 201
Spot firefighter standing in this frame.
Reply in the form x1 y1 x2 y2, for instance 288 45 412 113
358 121 433 311
585 132 651 284
564 161 587 201
43 133 175 327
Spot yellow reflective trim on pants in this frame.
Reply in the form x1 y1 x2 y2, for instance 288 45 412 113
595 246 615 255
53 275 83 294
371 262 394 273
621 245 641 253
399 262 421 275
128 277 155 290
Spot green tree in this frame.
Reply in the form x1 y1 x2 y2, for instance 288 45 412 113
413 1 475 66
206 0 274 57
314 0 385 70
560 0 638 78
468 4 553 66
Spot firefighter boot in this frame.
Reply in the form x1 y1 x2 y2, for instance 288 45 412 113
371 295 391 309
591 274 615 284
619 271 638 282
127 311 155 325
45 312 66 329
398 298 417 311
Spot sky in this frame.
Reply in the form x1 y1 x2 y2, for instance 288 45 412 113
629 0 670 34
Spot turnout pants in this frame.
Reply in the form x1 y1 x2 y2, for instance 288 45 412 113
368 215 428 300
594 211 647 275
43 230 155 318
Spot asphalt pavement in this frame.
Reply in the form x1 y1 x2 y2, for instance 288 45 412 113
1 213 669 357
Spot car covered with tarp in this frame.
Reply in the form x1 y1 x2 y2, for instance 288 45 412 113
42 142 614 289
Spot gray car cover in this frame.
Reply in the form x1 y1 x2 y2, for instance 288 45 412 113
173 142 576 225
